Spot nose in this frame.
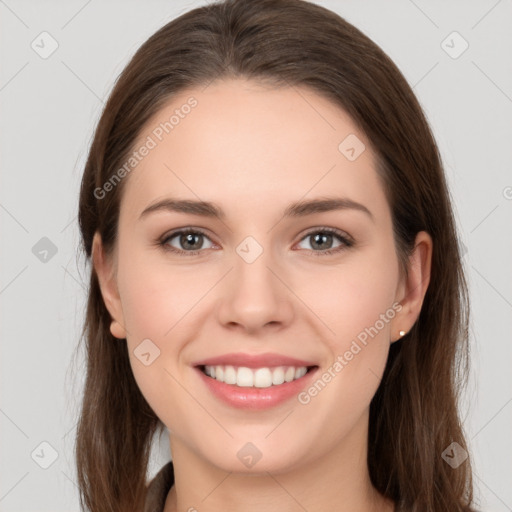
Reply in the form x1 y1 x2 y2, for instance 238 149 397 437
216 246 294 335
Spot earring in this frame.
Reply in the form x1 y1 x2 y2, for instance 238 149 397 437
399 330 406 337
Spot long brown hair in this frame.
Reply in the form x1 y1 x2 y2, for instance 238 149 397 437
73 0 477 510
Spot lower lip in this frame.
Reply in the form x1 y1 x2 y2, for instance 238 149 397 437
195 366 319 410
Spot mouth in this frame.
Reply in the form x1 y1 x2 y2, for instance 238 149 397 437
196 364 319 388
191 352 320 409
194 363 320 409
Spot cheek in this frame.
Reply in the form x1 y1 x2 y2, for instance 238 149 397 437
296 246 398 409
297 275 396 445
117 249 201 340
302 246 399 346
114 249 198 409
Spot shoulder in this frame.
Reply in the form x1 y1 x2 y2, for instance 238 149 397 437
144 461 175 512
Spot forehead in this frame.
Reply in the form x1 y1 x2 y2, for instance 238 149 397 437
120 78 388 225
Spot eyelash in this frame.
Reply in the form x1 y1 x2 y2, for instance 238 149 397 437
157 227 354 257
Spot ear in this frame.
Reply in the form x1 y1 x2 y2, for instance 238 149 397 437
391 231 433 343
91 231 127 339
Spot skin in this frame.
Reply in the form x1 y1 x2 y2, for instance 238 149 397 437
93 78 432 512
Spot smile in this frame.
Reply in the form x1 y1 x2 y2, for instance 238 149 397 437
195 364 319 410
200 364 314 388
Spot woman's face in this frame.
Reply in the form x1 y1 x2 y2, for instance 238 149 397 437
94 78 429 474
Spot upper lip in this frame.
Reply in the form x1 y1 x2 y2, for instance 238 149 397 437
193 352 318 369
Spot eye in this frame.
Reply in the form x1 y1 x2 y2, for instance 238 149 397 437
160 228 215 255
295 227 353 256
158 227 354 256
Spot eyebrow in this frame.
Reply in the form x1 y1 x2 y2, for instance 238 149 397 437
138 196 374 223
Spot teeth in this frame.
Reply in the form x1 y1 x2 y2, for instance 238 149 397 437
224 365 237 385
295 367 307 379
203 365 310 387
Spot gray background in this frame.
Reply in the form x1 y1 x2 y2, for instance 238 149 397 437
1 0 511 510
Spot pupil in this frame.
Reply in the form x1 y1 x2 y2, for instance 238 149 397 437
312 233 332 250
182 233 201 250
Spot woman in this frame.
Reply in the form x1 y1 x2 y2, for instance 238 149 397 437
74 0 477 510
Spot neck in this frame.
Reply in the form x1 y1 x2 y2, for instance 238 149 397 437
164 413 394 512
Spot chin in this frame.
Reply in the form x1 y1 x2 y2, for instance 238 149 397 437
199 441 308 476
